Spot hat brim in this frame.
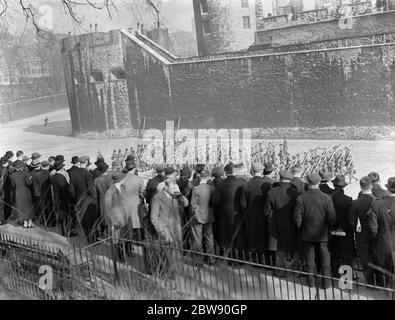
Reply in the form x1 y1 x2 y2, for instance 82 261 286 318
332 180 348 187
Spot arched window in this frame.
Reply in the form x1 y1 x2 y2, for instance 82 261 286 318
110 67 126 80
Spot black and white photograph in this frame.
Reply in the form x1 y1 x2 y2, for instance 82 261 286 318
0 0 395 307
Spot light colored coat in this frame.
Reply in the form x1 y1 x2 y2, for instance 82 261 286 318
104 173 144 229
150 190 188 246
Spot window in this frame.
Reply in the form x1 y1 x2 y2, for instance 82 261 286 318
202 20 211 35
242 16 251 29
110 67 126 80
241 0 249 8
200 0 209 14
90 70 104 82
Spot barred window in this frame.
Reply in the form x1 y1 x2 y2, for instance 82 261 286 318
203 20 211 34
200 0 209 14
242 16 251 29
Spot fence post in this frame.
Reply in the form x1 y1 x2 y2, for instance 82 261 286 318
109 237 120 285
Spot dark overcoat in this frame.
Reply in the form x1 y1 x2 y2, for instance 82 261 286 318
69 168 98 237
146 174 165 206
240 176 269 250
212 176 245 249
320 183 334 195
50 172 71 221
349 194 376 283
369 196 395 276
330 188 355 265
32 170 53 222
264 182 301 252
10 170 34 221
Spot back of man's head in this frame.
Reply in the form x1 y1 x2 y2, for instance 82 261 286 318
16 150 24 158
368 172 380 184
360 176 373 192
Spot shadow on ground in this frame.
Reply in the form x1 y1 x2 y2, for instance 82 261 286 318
23 121 72 137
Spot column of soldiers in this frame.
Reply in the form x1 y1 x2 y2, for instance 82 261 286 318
1 144 394 288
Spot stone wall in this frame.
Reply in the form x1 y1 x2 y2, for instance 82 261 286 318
63 24 395 137
255 10 395 47
61 31 131 135
0 93 67 123
123 30 395 129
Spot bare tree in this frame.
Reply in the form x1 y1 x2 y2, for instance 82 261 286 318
0 0 161 33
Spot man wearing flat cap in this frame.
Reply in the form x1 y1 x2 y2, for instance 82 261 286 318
293 173 336 288
368 177 395 287
329 175 354 278
240 163 268 263
264 170 300 272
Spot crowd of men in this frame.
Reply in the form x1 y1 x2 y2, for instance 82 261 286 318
0 146 394 288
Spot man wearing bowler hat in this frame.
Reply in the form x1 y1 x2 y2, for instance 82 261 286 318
319 170 334 195
294 173 336 289
264 170 301 273
329 175 354 278
67 156 79 176
369 177 395 287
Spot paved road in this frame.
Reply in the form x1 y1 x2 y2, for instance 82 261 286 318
1 108 395 198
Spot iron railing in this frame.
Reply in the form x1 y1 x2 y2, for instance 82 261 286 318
0 232 393 300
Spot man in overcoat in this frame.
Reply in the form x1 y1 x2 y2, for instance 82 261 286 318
369 177 395 287
211 163 245 255
94 162 113 236
190 170 215 263
240 163 268 263
294 174 337 288
69 155 98 242
264 170 301 273
349 176 376 284
329 175 354 278
32 160 53 227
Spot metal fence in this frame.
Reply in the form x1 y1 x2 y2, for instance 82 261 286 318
0 233 394 300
